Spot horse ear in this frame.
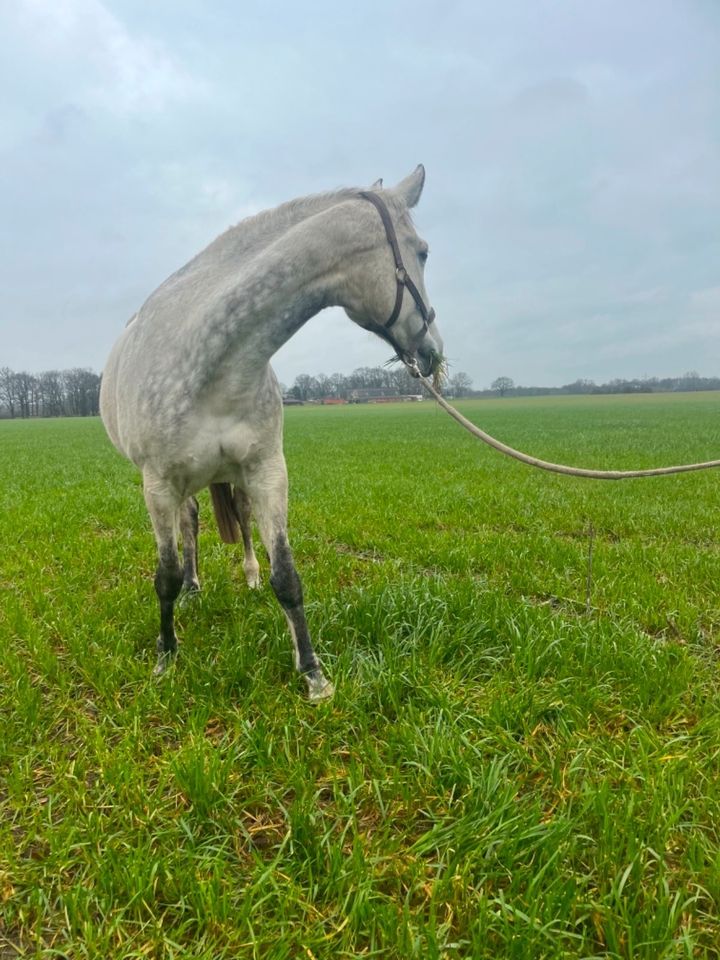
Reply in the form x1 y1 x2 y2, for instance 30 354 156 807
391 164 425 208
371 178 383 188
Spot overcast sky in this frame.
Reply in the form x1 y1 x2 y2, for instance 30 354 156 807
1 0 718 389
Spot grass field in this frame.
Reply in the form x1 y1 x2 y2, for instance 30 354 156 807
1 392 719 958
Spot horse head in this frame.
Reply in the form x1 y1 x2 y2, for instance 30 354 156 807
344 165 444 380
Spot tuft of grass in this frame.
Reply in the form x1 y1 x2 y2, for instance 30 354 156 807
1 393 720 957
428 349 448 390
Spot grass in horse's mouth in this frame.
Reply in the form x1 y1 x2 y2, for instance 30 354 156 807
427 350 447 390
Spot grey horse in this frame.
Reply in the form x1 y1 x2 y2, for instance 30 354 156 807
100 165 443 699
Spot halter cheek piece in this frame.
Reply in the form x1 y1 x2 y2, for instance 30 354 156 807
358 190 436 360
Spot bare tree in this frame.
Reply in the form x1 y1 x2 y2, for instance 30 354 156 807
61 368 100 416
491 376 514 397
0 367 17 418
29 375 41 417
387 365 419 395
315 373 334 398
38 370 64 417
449 371 473 397
13 372 35 418
291 374 319 401
329 372 348 399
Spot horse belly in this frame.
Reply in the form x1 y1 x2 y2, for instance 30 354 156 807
149 418 275 497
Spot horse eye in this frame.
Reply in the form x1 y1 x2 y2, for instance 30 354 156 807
418 247 429 264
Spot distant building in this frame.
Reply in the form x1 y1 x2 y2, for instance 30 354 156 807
349 387 391 402
349 388 423 403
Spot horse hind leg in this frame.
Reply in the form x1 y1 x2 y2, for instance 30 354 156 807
143 476 184 675
233 487 261 588
209 482 259 589
246 460 333 701
180 495 200 593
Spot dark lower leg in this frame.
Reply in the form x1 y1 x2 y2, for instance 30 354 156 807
143 480 183 675
269 534 321 676
154 546 183 660
249 462 333 699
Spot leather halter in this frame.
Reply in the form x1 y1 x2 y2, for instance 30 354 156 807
358 191 436 349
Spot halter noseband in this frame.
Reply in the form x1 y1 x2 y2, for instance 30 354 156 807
358 191 436 343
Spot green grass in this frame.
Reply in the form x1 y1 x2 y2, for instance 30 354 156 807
1 392 719 958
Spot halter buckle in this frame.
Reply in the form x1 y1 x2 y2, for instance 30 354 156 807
395 267 407 283
405 357 421 378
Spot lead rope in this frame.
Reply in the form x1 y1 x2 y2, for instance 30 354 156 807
409 364 720 480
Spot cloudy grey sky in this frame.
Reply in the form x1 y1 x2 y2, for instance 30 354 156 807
1 0 718 389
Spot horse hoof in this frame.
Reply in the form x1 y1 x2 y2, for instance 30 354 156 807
306 674 334 702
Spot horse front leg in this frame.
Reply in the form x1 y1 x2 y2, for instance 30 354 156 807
246 461 333 701
143 476 184 675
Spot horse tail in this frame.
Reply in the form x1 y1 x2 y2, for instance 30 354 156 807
209 483 241 544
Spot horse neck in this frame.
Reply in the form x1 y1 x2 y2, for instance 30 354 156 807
228 200 368 365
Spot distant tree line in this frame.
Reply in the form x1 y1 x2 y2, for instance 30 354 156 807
287 366 474 400
288 367 720 401
2 364 717 419
0 367 101 418
482 371 720 398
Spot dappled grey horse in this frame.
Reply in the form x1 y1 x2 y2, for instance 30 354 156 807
100 165 443 699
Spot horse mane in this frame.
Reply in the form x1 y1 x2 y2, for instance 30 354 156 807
180 187 366 276
221 187 362 254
